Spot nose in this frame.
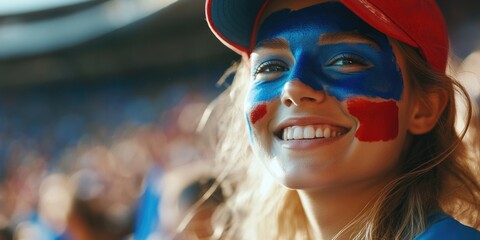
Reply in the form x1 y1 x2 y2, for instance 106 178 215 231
281 79 326 107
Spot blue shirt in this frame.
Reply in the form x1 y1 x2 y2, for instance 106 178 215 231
415 213 480 240
133 166 164 240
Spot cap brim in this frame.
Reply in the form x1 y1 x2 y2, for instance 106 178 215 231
207 0 418 54
340 0 417 47
206 0 268 55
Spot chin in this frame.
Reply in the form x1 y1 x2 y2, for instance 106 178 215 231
274 173 331 190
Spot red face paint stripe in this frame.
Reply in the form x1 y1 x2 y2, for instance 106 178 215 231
347 99 398 142
250 103 267 125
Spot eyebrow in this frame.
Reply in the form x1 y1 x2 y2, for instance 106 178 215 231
254 38 290 50
318 32 380 49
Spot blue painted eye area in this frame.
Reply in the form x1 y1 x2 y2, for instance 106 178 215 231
254 59 290 81
326 54 373 73
255 60 289 74
246 2 404 104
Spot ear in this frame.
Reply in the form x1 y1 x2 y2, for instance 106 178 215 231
408 89 448 135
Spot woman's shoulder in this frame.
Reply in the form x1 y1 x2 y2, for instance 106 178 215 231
414 213 480 240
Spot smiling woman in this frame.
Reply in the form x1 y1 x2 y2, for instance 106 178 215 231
195 0 480 239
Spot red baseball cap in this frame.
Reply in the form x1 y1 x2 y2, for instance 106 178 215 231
206 0 449 73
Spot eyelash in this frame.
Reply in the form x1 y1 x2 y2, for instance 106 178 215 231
254 60 290 76
327 54 370 67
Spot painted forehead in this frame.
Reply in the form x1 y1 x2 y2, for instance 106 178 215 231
256 2 385 47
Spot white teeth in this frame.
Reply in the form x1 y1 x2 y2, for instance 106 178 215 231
315 128 323 138
293 127 303 139
287 127 294 140
324 128 331 138
281 125 344 140
304 126 315 139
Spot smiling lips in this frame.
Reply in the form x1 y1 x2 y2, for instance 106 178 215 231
280 124 349 141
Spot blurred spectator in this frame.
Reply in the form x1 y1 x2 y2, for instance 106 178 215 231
177 177 224 240
160 161 223 240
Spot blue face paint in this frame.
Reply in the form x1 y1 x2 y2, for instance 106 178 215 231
245 113 254 143
246 2 403 107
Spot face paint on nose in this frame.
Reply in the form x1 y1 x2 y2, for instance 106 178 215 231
247 2 404 142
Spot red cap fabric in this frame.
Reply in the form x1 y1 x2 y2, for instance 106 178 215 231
206 0 449 73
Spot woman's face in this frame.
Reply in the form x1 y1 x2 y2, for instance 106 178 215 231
245 1 416 189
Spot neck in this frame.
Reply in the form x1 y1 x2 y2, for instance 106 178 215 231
297 180 390 240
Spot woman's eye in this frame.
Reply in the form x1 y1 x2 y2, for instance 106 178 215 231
327 54 372 72
332 58 357 66
254 60 289 76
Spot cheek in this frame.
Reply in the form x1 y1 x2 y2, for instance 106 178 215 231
347 98 399 142
245 81 281 135
245 102 269 143
249 103 267 125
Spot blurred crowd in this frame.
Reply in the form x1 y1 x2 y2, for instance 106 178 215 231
0 77 225 240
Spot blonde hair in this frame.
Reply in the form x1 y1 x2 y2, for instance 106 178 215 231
204 39 480 239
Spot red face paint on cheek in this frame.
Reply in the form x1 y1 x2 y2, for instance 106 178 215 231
249 103 267 125
347 98 398 142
